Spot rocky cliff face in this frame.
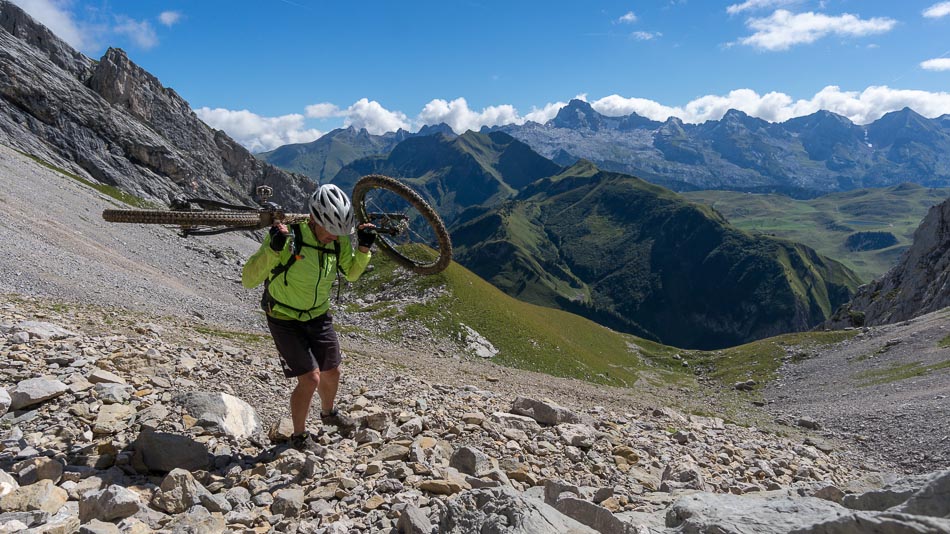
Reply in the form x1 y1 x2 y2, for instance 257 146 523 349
0 0 311 210
827 194 950 327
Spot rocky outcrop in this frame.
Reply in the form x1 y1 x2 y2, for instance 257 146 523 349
827 195 950 327
0 0 312 210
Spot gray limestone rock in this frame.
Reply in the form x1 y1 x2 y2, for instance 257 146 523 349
159 505 226 534
450 445 494 477
0 388 10 417
271 487 304 518
79 484 142 522
87 369 127 385
13 457 63 485
93 403 136 435
174 391 262 439
439 486 599 534
8 378 68 410
132 430 210 473
891 469 950 518
557 423 598 449
556 496 630 534
0 470 18 499
78 519 122 534
667 492 848 534
0 479 67 514
396 504 433 534
793 512 950 534
151 468 227 514
511 396 594 426
14 321 76 340
842 472 939 511
490 412 542 434
661 459 707 492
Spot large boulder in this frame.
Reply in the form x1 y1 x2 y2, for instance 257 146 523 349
666 492 847 534
439 486 598 534
511 397 594 426
132 430 210 473
174 391 262 439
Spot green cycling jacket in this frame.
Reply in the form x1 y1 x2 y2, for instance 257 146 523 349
241 223 370 321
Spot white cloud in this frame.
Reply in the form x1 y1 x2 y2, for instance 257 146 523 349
921 58 950 71
524 101 569 124
417 97 522 133
113 16 158 49
342 99 410 134
10 0 87 49
159 11 182 26
305 103 343 118
739 10 897 51
194 107 323 152
726 0 798 15
923 2 950 18
632 31 662 40
589 86 950 125
617 11 637 23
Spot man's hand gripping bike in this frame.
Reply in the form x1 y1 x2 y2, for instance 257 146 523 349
102 174 452 275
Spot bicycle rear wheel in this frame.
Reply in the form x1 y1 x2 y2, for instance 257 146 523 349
352 174 452 275
102 209 266 228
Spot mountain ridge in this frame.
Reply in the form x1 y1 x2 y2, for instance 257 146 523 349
490 99 950 196
0 0 312 211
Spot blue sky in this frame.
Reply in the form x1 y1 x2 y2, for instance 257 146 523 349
12 0 950 152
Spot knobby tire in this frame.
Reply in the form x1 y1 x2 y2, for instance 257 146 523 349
352 174 452 275
102 209 266 227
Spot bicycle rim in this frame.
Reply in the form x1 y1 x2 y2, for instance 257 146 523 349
352 175 452 275
102 209 266 227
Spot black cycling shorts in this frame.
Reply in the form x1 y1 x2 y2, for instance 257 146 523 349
266 313 341 378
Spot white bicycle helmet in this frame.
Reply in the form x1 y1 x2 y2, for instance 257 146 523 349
309 184 355 235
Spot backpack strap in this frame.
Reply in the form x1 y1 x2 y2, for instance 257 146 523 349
261 223 347 316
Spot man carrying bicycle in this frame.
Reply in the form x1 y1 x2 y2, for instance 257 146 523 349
242 184 376 451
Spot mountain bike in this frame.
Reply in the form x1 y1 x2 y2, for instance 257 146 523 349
102 175 452 275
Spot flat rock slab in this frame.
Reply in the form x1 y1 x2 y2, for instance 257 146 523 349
15 321 77 340
9 378 68 410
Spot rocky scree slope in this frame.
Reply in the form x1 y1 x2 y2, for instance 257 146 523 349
2 298 950 534
766 307 950 474
0 0 312 211
0 144 262 331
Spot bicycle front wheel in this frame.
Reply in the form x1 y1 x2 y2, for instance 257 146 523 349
102 209 266 227
352 175 452 275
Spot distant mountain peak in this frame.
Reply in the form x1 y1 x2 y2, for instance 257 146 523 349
551 100 605 130
722 109 749 120
560 158 599 177
418 122 457 137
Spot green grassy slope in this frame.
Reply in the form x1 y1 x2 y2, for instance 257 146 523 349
453 162 862 350
683 183 950 282
346 252 689 389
